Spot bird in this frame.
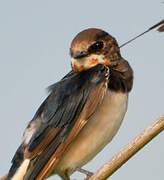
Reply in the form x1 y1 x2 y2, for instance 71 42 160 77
6 28 133 180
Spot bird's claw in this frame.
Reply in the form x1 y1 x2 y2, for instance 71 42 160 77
75 167 94 180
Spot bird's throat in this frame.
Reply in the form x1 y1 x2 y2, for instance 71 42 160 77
71 54 107 72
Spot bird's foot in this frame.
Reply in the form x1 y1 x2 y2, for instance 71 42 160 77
76 167 94 180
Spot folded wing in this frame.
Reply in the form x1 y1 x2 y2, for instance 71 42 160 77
7 64 109 180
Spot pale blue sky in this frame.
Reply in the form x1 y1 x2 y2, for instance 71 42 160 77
0 1 164 179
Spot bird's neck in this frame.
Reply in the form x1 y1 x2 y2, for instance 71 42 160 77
108 59 133 93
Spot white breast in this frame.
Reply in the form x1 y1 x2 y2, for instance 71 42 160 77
55 90 128 175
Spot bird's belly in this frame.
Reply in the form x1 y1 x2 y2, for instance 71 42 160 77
55 90 128 175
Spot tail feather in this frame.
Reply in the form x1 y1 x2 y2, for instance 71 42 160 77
6 137 60 180
6 144 30 180
9 159 30 180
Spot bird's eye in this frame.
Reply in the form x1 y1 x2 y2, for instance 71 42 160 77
88 41 104 53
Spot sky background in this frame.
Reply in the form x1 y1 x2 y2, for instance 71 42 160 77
0 1 164 179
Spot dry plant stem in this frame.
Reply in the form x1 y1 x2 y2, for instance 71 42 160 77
89 116 164 180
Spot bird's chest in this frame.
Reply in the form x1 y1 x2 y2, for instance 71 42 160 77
56 90 128 174
88 90 128 146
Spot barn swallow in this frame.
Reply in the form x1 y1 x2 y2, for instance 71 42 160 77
6 28 133 180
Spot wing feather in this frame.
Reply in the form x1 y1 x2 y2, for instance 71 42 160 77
8 64 109 180
36 81 107 180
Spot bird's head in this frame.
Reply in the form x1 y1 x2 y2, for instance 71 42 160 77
70 28 121 72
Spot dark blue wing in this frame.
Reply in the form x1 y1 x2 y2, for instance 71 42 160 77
27 64 108 151
8 64 108 180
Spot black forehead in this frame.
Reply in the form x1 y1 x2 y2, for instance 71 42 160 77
95 31 109 41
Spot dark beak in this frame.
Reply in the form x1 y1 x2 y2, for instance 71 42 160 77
73 51 89 59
